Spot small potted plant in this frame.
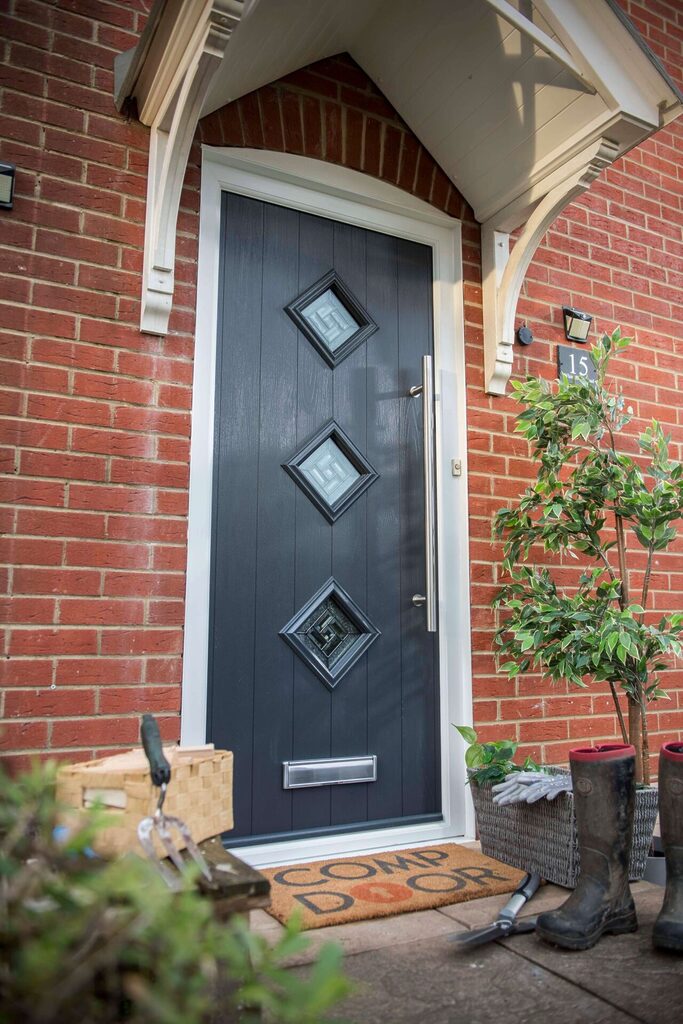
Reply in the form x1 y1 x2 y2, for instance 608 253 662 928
467 330 683 885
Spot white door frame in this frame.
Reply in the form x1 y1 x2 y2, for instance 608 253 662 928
181 147 474 867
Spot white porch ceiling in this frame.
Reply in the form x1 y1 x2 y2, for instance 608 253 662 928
203 0 680 229
115 0 681 391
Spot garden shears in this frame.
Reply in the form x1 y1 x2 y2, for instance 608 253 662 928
448 872 541 949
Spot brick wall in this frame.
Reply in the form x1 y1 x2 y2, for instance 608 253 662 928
0 0 189 768
0 4 478 769
0 0 682 777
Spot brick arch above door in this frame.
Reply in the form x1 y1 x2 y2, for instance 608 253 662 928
196 53 475 225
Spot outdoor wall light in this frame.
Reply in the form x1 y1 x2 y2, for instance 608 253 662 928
0 163 16 210
516 322 534 346
563 306 592 343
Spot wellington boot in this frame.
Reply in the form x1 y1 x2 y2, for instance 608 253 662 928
536 744 637 951
653 742 683 953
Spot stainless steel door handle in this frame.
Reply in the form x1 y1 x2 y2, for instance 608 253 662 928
409 355 437 632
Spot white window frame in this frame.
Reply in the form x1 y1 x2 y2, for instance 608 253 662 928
182 147 474 866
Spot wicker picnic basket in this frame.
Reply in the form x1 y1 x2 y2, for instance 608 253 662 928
57 744 233 859
470 768 658 888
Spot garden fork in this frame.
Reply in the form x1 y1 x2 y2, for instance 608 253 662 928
137 714 212 891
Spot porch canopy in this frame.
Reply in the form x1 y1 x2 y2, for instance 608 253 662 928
115 0 682 394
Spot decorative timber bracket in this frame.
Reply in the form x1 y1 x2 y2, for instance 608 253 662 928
116 1 245 335
482 138 620 395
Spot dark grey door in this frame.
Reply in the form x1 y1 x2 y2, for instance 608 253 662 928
208 193 440 845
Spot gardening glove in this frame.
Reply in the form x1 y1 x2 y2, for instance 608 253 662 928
492 771 572 806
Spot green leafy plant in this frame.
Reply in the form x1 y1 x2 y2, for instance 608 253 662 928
454 725 542 785
0 761 350 1024
493 330 683 785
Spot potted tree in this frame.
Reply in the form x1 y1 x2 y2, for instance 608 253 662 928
468 329 683 885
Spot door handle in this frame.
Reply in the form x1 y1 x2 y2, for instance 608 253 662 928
409 354 437 632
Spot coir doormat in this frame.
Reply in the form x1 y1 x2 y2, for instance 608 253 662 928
262 843 525 929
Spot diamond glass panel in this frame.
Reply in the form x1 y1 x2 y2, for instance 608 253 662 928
283 420 378 523
299 437 360 507
299 289 359 353
280 578 380 690
284 270 378 368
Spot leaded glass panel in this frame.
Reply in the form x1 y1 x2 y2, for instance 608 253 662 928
284 269 377 368
282 420 378 523
280 578 380 689
299 289 359 353
299 437 361 507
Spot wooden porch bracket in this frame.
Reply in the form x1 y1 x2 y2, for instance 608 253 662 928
119 0 245 336
482 137 620 396
480 0 597 94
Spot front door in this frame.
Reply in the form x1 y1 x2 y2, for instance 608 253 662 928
207 192 440 844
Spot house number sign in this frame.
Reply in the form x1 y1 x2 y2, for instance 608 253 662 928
557 344 597 382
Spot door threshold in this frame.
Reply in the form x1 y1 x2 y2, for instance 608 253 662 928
227 820 471 869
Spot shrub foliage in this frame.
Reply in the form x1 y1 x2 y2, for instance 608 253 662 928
0 762 349 1024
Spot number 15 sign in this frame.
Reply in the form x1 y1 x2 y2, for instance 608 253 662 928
557 344 597 382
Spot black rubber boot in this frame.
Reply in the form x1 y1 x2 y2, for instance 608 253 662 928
536 743 637 951
653 742 683 953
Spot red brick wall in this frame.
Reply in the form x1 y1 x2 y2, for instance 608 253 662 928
466 0 683 777
0 0 189 768
1 0 682 778
0 6 478 768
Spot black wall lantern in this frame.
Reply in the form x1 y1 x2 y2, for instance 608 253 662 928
516 322 533 346
0 163 16 210
563 306 592 343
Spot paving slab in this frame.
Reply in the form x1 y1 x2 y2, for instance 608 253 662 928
249 908 284 937
283 881 680 1023
435 880 656 930
274 908 458 967
249 851 681 1024
299 931 638 1024
435 882 568 928
510 885 683 1024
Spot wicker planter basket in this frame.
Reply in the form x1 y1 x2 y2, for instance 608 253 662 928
470 769 658 888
